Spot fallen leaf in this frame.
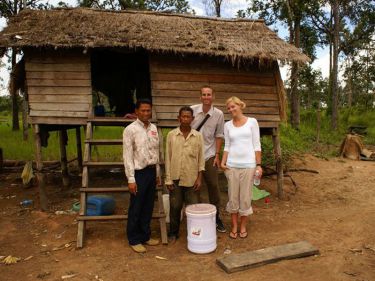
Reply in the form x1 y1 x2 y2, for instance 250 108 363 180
349 248 362 253
61 273 78 279
155 256 167 260
24 256 33 261
2 255 21 265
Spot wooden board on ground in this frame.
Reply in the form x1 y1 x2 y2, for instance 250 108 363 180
216 241 319 273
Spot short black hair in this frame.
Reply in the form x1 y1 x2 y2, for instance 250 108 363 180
135 98 152 109
179 106 193 116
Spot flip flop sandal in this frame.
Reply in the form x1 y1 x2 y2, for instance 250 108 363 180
229 231 238 239
239 231 248 238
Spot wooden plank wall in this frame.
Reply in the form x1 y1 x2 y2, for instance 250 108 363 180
150 55 281 128
25 50 92 125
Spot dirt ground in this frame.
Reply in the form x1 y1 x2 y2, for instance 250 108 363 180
0 154 375 281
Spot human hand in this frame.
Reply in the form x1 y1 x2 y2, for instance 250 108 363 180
213 155 221 168
193 177 201 191
221 163 228 170
256 166 263 177
128 182 137 195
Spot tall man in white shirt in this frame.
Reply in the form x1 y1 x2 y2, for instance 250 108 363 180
123 99 161 253
191 86 226 233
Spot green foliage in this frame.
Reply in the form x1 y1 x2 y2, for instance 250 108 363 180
0 120 124 161
261 107 375 167
1 108 375 165
0 95 11 113
78 0 192 13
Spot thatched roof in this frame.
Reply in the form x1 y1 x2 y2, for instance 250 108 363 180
0 8 309 63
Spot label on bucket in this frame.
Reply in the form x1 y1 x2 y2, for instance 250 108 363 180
191 227 202 237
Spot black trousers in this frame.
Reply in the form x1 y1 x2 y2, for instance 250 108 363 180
127 165 156 245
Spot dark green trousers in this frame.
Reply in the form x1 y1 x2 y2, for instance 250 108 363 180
169 181 199 238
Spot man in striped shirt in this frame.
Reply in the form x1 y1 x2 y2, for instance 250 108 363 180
123 99 161 253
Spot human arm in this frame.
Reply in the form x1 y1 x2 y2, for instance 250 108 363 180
214 137 223 168
213 112 225 167
251 119 262 177
123 128 137 195
221 151 229 170
221 123 230 170
164 132 174 191
156 128 162 186
194 134 205 191
193 171 203 191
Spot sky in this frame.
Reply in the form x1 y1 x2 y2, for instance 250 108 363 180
0 0 330 96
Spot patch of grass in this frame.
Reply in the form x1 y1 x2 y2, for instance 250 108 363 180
1 107 374 164
0 118 125 161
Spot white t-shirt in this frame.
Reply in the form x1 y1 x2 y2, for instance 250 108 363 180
224 117 261 168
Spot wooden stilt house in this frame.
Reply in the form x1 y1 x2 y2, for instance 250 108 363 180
0 8 309 246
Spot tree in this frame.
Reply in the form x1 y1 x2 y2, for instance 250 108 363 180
78 0 192 13
245 0 319 130
342 39 375 107
0 0 53 130
306 0 375 129
202 0 225 17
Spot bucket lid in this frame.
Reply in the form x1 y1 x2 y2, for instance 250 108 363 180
185 203 216 215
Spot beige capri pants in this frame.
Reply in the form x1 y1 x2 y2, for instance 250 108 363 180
224 167 256 216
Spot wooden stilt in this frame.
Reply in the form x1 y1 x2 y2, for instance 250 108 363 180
0 147 3 173
77 122 92 248
272 127 283 199
21 91 29 141
75 127 83 171
33 124 48 211
59 129 70 187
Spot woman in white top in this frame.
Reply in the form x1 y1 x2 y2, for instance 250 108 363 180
221 96 262 239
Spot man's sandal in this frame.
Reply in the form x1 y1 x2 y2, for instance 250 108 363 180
229 231 238 239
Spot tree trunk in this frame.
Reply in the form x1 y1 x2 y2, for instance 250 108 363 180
316 102 321 143
347 63 353 107
290 19 300 129
214 0 221 17
331 0 339 129
11 48 19 131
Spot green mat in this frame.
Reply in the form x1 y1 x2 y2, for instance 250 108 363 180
252 185 270 200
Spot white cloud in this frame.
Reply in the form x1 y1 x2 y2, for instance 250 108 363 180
190 0 247 17
312 50 330 78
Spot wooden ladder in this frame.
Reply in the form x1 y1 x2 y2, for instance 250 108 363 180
76 117 168 248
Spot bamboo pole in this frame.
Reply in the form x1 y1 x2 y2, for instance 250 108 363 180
59 130 70 187
33 124 48 211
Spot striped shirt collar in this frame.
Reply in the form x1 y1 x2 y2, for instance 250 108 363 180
196 104 214 116
135 118 151 129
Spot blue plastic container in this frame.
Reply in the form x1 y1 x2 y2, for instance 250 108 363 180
86 195 116 216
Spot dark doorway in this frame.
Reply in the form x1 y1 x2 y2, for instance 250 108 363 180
91 49 151 117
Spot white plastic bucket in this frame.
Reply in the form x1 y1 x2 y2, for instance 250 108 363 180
185 203 217 254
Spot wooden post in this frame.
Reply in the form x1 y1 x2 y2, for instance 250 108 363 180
77 122 92 248
59 130 70 187
0 147 3 173
33 124 48 211
21 91 29 141
272 127 283 199
76 127 83 171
